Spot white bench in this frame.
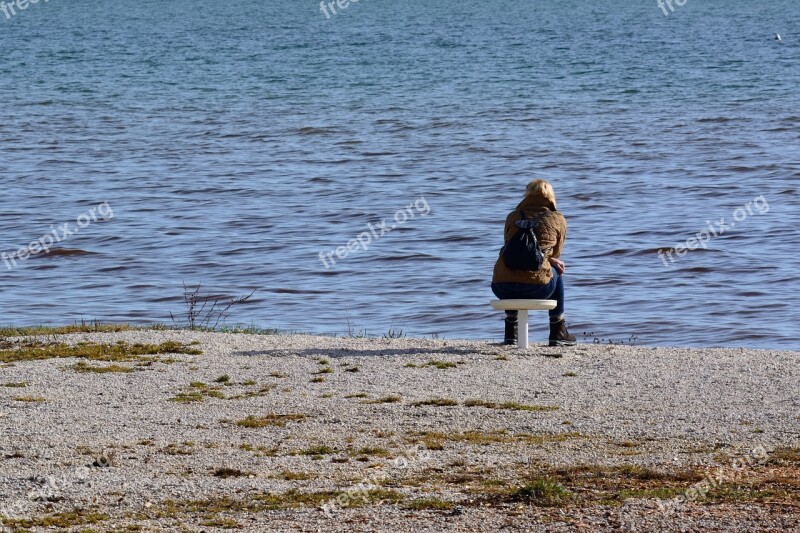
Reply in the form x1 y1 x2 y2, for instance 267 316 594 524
490 299 557 349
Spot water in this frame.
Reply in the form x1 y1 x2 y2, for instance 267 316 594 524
1 0 799 348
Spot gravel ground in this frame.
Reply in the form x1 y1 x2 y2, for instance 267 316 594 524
0 330 798 532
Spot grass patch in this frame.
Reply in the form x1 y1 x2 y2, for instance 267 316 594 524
239 444 280 457
309 376 326 383
71 361 133 373
0 340 201 364
280 470 314 481
172 380 272 402
163 443 194 456
362 395 401 404
0 321 134 337
508 478 570 506
425 360 457 369
351 446 392 459
410 430 583 448
13 395 45 402
344 393 368 399
768 447 800 466
226 385 273 400
314 367 333 374
236 414 306 428
168 391 205 403
139 488 404 520
213 467 250 478
298 445 336 457
2 381 28 387
412 398 458 407
463 399 558 412
562 371 577 377
0 508 108 529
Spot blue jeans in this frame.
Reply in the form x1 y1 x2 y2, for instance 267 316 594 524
491 268 565 318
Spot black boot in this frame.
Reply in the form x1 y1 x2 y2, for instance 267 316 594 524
549 318 576 347
503 311 518 345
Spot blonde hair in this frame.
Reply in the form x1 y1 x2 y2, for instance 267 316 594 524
524 179 556 208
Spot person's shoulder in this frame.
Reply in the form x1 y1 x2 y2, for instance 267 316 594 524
546 210 566 226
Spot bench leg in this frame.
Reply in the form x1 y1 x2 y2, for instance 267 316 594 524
518 309 528 349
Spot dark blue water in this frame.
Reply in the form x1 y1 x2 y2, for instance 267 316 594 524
1 0 799 348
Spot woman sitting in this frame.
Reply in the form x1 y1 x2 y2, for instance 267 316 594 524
491 179 576 347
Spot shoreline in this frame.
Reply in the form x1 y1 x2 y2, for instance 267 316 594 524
1 329 798 531
1 322 796 351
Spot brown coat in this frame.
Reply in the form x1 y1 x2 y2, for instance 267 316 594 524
491 193 567 285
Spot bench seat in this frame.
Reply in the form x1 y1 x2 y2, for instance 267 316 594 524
490 299 557 349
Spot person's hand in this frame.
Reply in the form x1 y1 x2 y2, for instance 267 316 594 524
549 257 565 275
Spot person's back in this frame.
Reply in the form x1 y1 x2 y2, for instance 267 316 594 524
491 179 576 347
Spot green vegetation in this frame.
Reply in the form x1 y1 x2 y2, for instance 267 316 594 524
169 391 205 403
239 443 280 457
297 445 336 457
409 430 583 449
0 340 201 364
0 320 136 337
170 380 272 402
351 446 392 459
508 478 570 506
162 442 194 456
0 509 108 530
424 360 457 369
412 398 458 407
235 414 306 428
463 399 558 412
213 467 250 478
280 471 314 481
71 361 133 373
362 395 401 404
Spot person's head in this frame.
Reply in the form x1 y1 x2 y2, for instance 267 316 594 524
524 179 556 209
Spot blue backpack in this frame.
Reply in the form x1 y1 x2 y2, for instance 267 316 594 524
502 209 547 271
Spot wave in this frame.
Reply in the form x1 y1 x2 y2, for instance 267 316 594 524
30 248 98 259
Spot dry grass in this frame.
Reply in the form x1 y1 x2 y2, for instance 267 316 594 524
463 399 558 412
71 361 133 373
362 395 402 404
12 395 46 402
236 414 307 428
0 340 201 364
412 398 458 407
